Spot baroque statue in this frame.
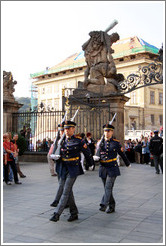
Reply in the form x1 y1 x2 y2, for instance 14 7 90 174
3 71 17 101
81 20 124 95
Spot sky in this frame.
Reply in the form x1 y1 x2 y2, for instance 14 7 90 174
1 1 165 98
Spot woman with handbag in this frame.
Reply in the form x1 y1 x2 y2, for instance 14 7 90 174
3 133 22 185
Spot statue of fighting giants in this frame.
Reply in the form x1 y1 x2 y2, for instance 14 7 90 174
82 20 124 93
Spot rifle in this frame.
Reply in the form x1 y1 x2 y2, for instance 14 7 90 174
54 107 80 157
94 113 117 159
52 111 67 155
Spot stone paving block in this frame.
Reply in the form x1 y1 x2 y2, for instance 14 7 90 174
122 234 162 243
3 162 163 244
133 221 163 234
3 232 18 242
4 235 44 243
126 230 162 240
15 216 49 228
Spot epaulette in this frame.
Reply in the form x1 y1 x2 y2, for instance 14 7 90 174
74 135 82 139
113 138 120 142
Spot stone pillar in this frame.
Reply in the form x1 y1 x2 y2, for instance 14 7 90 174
3 101 22 133
106 95 129 145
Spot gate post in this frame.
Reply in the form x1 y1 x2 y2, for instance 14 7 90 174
106 95 129 146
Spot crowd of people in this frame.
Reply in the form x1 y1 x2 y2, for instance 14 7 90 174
124 131 163 174
3 132 26 185
3 127 163 190
19 124 163 176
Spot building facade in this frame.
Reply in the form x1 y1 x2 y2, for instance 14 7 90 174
31 36 163 138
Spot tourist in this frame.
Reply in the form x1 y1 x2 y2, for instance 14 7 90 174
3 133 22 185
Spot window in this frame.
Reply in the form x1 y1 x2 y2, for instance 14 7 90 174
150 91 155 104
130 91 137 104
159 115 163 125
151 114 155 125
41 88 45 94
159 92 163 105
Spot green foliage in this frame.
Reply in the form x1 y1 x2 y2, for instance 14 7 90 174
15 97 31 112
16 134 27 156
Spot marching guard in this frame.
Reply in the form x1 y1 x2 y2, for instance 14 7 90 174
50 120 94 222
93 123 131 213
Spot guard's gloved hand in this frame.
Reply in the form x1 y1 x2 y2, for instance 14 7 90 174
93 155 100 161
50 154 60 160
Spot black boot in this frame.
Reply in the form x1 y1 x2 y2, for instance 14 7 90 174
50 213 60 222
67 214 78 222
50 201 59 207
99 205 106 212
106 208 115 213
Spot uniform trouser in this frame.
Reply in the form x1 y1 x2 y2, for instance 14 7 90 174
4 161 19 183
55 174 78 216
153 155 163 173
53 178 65 203
100 176 116 209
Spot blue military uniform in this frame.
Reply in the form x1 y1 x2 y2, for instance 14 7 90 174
60 135 94 177
99 137 130 178
50 120 94 222
96 123 130 214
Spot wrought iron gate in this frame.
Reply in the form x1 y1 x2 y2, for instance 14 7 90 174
12 105 111 150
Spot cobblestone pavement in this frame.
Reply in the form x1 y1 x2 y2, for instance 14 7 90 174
2 162 164 244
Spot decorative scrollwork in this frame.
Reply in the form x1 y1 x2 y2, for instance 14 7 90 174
118 60 163 94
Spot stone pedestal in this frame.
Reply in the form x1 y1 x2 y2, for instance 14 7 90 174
69 87 129 145
3 100 23 133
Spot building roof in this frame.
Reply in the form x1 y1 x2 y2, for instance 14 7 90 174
30 36 159 78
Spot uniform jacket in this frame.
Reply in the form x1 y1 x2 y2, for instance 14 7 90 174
60 135 94 178
149 135 163 156
98 137 130 178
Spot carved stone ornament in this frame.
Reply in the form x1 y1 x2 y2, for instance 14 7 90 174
3 71 17 102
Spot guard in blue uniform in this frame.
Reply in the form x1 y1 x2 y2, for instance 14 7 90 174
50 120 94 222
94 123 130 213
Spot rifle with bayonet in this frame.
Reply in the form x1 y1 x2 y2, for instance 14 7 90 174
93 113 117 161
51 111 67 155
53 107 80 160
